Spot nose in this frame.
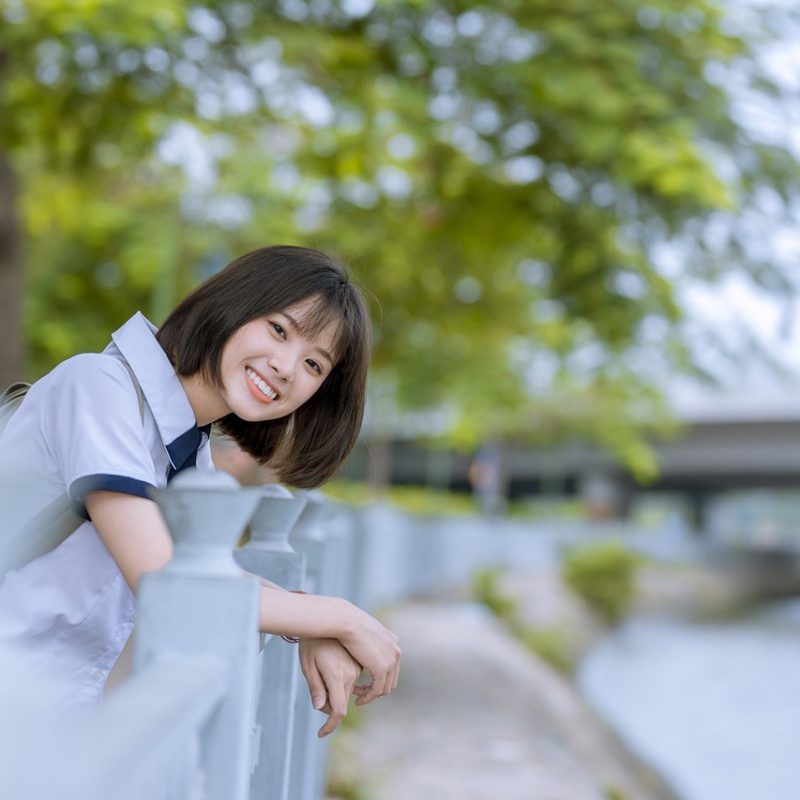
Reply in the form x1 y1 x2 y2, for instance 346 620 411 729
268 352 295 382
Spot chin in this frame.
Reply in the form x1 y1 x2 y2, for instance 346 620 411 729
235 404 291 424
233 406 273 423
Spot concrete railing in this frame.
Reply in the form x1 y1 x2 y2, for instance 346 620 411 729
1 470 319 800
0 471 693 799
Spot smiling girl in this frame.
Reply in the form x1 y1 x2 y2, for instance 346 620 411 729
0 245 400 735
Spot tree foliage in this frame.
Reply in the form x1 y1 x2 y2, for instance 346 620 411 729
2 0 798 477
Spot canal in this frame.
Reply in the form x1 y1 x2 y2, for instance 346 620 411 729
577 598 800 800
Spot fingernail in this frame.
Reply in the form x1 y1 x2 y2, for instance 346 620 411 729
312 696 324 710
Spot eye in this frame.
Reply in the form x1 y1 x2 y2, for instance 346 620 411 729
270 321 286 339
306 359 323 375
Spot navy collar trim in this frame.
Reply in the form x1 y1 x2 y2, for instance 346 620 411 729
166 423 212 477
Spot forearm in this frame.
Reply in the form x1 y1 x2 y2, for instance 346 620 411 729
86 491 173 594
258 584 353 640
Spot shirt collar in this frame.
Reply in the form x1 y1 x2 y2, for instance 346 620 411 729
105 312 210 471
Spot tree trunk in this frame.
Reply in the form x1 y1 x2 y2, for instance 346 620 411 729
0 150 23 387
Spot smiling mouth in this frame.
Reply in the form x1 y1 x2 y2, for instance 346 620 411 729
245 367 278 402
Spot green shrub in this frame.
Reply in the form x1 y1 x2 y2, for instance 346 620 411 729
561 541 640 625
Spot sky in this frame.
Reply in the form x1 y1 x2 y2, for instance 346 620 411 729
674 0 800 397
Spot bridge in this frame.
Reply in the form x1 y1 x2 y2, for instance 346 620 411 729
358 388 800 530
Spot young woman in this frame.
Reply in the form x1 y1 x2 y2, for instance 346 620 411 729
0 245 400 736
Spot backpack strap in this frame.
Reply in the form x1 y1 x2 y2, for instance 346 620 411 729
1 382 31 401
0 358 147 575
0 382 32 437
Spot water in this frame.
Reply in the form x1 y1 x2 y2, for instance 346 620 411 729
577 599 800 800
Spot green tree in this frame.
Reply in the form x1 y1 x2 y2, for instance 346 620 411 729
2 0 798 477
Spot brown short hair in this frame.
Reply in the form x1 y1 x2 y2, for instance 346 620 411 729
157 245 371 488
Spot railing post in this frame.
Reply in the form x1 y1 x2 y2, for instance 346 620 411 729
134 469 263 800
234 486 308 800
292 491 351 597
287 493 352 800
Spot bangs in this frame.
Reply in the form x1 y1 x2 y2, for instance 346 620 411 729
296 288 364 366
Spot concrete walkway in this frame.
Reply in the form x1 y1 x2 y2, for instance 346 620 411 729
328 597 678 800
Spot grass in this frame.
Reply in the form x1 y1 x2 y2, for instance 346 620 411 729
324 480 589 520
325 775 370 800
511 622 576 676
323 480 479 516
326 775 370 800
471 568 577 675
472 567 519 619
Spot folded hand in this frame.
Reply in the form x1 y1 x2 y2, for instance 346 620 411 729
298 638 364 737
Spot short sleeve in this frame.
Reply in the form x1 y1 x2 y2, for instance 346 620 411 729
41 354 158 518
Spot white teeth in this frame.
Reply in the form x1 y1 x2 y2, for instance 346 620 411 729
246 368 276 400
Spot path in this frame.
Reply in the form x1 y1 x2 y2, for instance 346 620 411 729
328 594 678 800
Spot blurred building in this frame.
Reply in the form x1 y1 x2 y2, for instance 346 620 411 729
345 389 800 526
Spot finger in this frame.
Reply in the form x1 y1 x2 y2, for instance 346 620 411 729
359 676 383 705
303 660 328 712
354 667 372 691
356 670 385 705
318 680 348 738
381 668 394 699
355 663 397 705
392 661 400 692
345 664 361 697
377 656 394 699
355 690 374 706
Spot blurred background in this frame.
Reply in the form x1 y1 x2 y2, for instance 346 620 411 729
3 0 800 797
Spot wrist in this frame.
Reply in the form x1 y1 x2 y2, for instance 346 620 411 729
334 597 358 642
282 590 308 643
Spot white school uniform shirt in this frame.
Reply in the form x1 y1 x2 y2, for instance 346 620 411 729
0 312 213 708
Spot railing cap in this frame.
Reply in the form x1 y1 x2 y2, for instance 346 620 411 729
248 486 307 549
149 468 261 575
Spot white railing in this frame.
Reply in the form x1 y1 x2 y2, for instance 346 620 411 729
1 471 693 799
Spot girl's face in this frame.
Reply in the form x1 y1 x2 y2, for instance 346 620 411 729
217 296 339 422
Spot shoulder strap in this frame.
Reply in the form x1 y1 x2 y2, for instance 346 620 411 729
0 358 147 576
120 358 146 422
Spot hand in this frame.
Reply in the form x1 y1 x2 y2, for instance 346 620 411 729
298 638 363 737
338 604 401 706
256 589 401 706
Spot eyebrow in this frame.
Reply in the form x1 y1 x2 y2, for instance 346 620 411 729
281 312 335 366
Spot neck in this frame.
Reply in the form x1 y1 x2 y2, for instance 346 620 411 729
178 372 227 428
